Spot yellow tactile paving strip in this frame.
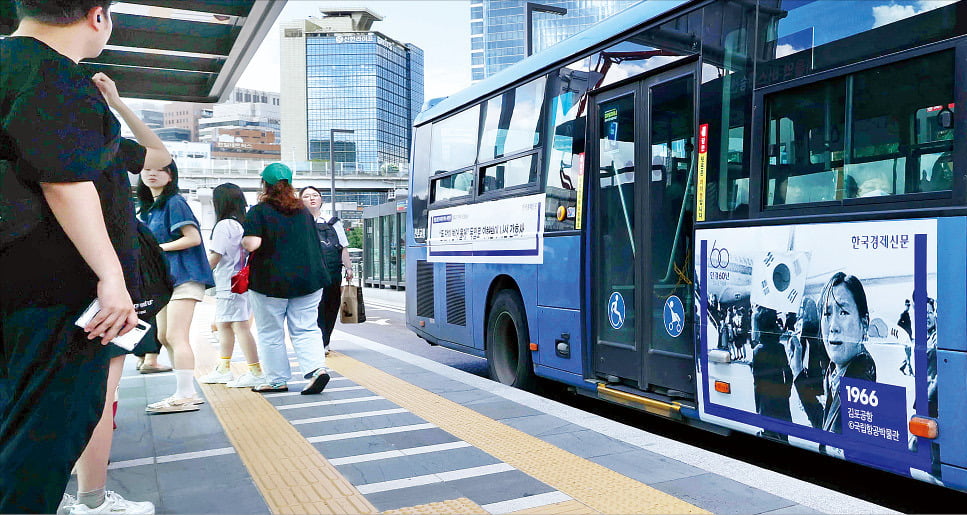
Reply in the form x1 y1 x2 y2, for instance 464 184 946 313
326 351 708 515
199 365 379 515
381 497 489 515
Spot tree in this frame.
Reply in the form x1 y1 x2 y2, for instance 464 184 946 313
347 226 363 249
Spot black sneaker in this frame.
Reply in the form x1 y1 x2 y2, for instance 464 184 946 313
301 370 330 395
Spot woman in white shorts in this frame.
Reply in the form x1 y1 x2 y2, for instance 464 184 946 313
201 183 264 387
138 161 215 413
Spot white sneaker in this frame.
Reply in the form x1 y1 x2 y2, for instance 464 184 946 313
57 493 76 515
66 491 154 514
226 372 264 388
199 368 234 384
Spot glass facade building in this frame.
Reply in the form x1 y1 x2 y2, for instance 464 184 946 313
304 32 424 175
470 0 640 80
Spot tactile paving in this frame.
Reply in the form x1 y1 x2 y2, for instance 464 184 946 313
326 352 708 514
382 497 489 515
200 363 379 515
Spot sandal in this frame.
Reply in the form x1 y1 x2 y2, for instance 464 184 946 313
139 364 172 374
252 382 288 393
136 357 145 370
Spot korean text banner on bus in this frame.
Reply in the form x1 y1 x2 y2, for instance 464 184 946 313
696 219 938 480
427 193 545 264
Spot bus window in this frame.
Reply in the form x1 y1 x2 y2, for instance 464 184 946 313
480 154 539 194
757 0 959 86
430 106 481 174
765 51 955 207
478 77 546 161
546 59 592 231
410 124 432 242
431 169 474 203
765 79 846 205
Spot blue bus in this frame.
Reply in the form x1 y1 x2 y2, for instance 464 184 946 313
406 0 966 490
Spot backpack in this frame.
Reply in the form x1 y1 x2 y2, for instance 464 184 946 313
133 221 174 319
316 217 344 282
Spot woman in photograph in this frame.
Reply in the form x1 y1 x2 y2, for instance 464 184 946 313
242 164 332 394
812 272 876 432
138 160 214 413
200 183 264 388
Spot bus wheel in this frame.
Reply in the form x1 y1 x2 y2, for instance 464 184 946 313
486 289 536 391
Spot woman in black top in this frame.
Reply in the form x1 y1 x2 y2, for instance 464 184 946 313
242 164 332 394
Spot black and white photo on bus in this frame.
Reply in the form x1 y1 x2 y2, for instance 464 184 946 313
696 220 939 477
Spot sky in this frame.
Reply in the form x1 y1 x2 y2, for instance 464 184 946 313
236 1 472 101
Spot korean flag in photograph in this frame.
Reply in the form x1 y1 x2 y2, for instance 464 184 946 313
751 251 809 313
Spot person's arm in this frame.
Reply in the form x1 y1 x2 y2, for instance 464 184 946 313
242 236 262 252
41 182 138 343
92 73 170 169
208 251 222 269
160 224 202 252
341 247 353 281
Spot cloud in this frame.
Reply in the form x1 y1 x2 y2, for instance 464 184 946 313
873 1 959 28
775 43 803 58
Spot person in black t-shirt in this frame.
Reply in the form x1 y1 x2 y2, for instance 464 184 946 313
242 164 332 395
0 2 171 513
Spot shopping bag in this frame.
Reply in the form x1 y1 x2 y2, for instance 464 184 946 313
340 284 367 323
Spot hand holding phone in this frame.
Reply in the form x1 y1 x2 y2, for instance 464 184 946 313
75 299 151 351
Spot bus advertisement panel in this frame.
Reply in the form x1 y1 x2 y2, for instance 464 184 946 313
427 193 546 264
696 219 939 480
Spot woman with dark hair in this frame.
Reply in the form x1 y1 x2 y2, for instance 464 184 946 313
138 160 215 413
300 186 353 355
811 272 876 433
200 183 264 388
242 164 332 394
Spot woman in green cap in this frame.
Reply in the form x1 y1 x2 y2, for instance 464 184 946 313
241 163 333 394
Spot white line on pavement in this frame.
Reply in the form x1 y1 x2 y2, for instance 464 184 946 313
261 385 365 398
276 395 384 410
306 423 436 443
479 491 573 514
291 408 409 425
355 463 515 494
329 441 472 466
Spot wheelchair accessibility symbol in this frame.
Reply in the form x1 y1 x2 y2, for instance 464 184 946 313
608 292 625 330
663 295 684 337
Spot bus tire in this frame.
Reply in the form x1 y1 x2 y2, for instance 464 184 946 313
485 289 536 391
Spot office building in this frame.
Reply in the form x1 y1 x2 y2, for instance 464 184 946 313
164 102 213 141
470 0 639 80
199 87 281 159
280 7 424 180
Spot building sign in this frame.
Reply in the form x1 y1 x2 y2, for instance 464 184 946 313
335 33 374 43
427 193 545 264
696 123 708 222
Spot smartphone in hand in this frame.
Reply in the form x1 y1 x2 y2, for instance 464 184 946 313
75 299 151 351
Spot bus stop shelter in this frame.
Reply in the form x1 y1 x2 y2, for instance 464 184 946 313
0 0 285 103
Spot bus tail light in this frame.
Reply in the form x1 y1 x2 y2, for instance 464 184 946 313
909 416 938 439
529 343 538 351
714 381 731 394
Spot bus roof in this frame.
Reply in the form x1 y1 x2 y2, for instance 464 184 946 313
414 0 692 127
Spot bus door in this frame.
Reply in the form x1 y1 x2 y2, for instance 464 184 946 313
591 68 696 397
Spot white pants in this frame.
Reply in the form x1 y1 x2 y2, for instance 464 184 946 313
249 288 325 385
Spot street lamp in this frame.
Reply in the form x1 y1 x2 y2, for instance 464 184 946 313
329 128 354 217
525 2 567 57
